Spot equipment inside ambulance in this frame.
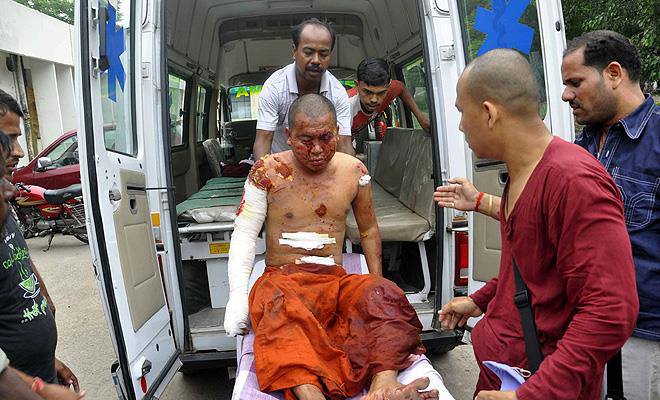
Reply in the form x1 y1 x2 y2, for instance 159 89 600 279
74 0 571 398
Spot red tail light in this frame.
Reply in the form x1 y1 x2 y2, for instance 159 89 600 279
454 231 469 286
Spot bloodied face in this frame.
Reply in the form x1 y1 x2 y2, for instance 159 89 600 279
286 112 338 173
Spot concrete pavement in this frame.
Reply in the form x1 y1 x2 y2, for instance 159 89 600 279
29 235 479 399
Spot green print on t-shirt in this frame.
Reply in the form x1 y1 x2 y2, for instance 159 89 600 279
21 298 48 323
2 245 30 270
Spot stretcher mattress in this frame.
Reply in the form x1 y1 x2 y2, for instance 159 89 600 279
177 177 247 223
232 253 454 400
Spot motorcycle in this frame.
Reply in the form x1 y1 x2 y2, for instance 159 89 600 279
12 182 88 251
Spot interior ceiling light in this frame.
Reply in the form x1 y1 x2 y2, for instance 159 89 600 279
266 0 313 10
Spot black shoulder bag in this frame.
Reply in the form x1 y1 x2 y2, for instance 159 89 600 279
513 256 626 399
511 256 544 374
606 351 626 400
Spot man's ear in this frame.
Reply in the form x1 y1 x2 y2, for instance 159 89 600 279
482 101 499 129
604 61 624 89
285 127 292 146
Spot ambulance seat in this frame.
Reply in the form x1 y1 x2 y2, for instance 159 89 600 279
345 128 435 303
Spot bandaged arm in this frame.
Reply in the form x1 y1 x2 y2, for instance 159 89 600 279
223 181 267 336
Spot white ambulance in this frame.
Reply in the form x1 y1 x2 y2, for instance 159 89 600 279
74 0 572 398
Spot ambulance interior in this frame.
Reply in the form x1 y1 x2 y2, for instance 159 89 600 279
163 0 462 354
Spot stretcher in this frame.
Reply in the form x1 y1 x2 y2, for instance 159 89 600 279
177 177 266 309
177 177 247 224
232 253 455 400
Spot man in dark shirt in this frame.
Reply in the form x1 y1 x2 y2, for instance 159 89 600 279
564 33 659 399
0 133 83 400
437 49 638 399
0 89 80 391
436 31 658 399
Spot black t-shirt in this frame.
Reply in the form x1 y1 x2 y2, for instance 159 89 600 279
0 215 57 382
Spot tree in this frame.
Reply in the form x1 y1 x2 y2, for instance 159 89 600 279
14 0 74 25
563 0 660 86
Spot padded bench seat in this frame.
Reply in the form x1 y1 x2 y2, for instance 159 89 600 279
345 128 435 303
346 184 431 242
346 128 435 244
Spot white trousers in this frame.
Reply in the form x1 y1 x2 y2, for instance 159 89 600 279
603 336 660 400
622 336 660 400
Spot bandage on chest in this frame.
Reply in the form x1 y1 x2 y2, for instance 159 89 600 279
279 232 336 250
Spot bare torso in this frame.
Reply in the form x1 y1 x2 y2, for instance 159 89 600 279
248 151 367 266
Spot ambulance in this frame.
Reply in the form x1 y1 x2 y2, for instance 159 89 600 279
74 0 572 398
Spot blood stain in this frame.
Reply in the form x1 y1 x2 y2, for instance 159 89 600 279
275 162 292 178
315 204 327 217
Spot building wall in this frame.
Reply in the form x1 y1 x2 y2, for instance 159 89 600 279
0 0 76 165
0 50 30 165
56 64 77 133
0 0 73 66
25 59 65 150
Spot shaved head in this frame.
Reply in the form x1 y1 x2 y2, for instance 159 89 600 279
288 93 337 128
462 49 540 116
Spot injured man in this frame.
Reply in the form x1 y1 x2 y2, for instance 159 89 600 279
224 93 453 400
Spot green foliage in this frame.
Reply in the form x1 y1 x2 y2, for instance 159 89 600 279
14 0 74 25
563 0 660 85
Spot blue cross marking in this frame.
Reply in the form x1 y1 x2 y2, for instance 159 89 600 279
103 3 126 102
474 0 535 56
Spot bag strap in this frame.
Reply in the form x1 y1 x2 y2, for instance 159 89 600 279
511 256 544 374
605 350 626 400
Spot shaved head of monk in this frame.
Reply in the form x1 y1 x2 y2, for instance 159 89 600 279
456 48 547 160
285 94 339 173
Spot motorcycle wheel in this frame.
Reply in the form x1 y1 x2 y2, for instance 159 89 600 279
17 219 35 239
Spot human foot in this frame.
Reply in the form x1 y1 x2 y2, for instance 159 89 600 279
293 383 325 400
365 374 439 400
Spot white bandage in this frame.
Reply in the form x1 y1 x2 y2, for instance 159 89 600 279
298 255 336 266
359 174 371 187
223 181 267 336
279 232 336 250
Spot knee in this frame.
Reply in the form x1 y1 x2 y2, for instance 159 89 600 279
362 276 406 300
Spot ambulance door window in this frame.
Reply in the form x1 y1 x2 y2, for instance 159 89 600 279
401 57 430 130
168 73 190 148
456 0 548 118
100 0 136 156
196 85 211 143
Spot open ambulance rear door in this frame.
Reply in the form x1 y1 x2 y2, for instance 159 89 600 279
75 0 180 398
445 0 574 329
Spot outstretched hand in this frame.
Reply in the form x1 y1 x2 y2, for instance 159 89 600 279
438 296 483 330
433 178 479 211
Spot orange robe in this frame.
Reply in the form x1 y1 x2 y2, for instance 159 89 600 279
249 263 424 400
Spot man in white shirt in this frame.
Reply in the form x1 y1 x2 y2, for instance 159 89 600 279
253 18 354 159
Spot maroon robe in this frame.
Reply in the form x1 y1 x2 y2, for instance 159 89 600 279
470 137 638 399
